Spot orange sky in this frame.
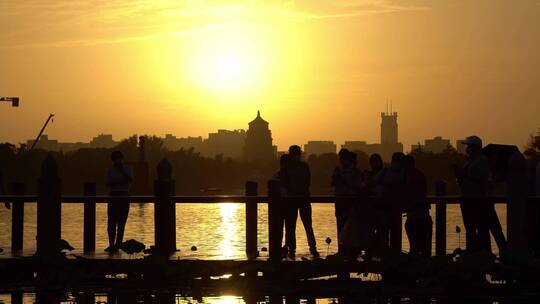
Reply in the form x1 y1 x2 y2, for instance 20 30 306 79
1 0 539 151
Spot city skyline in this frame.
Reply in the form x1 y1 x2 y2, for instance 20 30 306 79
23 110 475 158
2 103 537 153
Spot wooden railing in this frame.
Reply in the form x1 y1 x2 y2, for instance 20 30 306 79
1 155 538 259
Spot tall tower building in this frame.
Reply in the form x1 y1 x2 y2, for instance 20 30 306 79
380 111 398 144
243 111 276 162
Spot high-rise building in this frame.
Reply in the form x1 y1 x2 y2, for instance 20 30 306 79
304 141 336 156
243 111 276 161
342 109 403 161
381 112 398 145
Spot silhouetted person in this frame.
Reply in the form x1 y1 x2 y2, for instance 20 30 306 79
453 136 490 252
331 149 359 243
380 152 407 251
283 145 319 258
404 155 432 257
105 151 133 253
271 153 289 256
363 154 384 195
363 153 385 254
338 151 374 259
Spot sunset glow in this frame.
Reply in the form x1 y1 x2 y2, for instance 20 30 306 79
1 1 539 149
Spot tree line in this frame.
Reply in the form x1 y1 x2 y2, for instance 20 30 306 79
1 132 539 196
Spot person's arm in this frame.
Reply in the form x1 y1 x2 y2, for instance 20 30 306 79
452 163 465 185
467 158 490 184
306 163 311 192
122 165 134 183
105 168 115 188
420 172 427 197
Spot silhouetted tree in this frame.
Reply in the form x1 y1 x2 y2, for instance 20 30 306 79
524 130 540 161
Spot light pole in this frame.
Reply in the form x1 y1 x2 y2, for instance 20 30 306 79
0 97 19 107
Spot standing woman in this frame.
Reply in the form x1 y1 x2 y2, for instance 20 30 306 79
332 149 357 242
334 151 367 258
105 151 133 253
363 154 385 254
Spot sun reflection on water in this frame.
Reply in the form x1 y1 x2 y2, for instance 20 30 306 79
218 203 241 260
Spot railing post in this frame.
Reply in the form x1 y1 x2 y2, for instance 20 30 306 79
83 182 96 253
245 181 258 259
267 179 282 262
435 180 447 256
154 158 176 254
37 154 61 255
11 291 22 304
11 182 25 252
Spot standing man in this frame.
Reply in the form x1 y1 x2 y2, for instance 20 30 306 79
283 145 320 258
105 151 133 253
453 136 491 252
404 155 432 257
271 153 290 256
380 152 407 252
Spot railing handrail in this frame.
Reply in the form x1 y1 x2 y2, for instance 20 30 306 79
1 194 540 203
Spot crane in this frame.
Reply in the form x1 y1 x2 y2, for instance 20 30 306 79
29 113 55 151
0 96 19 107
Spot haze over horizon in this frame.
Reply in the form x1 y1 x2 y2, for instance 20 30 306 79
1 0 539 151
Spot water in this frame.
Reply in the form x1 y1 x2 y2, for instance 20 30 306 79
0 294 341 304
0 204 508 303
0 203 506 258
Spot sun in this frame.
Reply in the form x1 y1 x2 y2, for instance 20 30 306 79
187 29 264 94
214 54 241 83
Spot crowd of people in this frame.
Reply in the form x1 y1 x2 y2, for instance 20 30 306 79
272 143 434 260
272 135 526 260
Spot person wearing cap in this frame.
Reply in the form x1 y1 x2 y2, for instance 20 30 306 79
105 150 134 253
282 145 320 258
453 136 491 252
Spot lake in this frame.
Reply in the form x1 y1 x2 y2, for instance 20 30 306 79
0 202 507 258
